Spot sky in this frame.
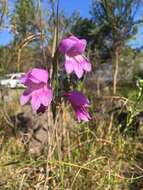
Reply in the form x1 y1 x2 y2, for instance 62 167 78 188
0 0 91 45
60 0 91 18
0 0 143 49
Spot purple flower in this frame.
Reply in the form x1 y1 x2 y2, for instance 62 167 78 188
59 35 91 79
64 91 91 122
20 68 53 113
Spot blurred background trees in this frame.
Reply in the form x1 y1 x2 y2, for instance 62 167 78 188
0 0 143 90
72 0 143 94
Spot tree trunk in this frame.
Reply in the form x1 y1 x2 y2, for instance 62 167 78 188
113 47 119 95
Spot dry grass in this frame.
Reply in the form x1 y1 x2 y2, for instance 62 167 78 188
0 92 143 190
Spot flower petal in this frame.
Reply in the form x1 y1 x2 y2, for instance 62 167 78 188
31 91 41 112
81 56 92 72
64 56 84 78
20 94 30 105
37 105 47 114
65 91 89 107
73 61 84 79
75 55 91 72
20 68 48 85
65 55 74 74
76 110 91 122
65 91 91 122
69 39 87 55
20 72 30 84
59 36 87 55
29 68 48 83
74 106 91 122
59 37 76 54
40 87 53 106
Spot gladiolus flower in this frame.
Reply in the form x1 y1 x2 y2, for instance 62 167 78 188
64 91 91 122
59 35 91 79
20 68 53 113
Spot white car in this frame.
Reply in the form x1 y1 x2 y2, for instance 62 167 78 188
0 73 25 88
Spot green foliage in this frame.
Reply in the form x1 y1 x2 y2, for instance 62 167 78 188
72 0 143 65
12 0 36 39
0 0 7 27
0 46 17 73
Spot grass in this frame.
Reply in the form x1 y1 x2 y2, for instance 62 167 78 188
0 125 140 189
0 87 143 189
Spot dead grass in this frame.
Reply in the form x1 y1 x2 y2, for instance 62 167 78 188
0 93 143 190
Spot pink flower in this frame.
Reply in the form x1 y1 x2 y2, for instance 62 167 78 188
20 68 53 113
64 91 91 122
59 35 91 79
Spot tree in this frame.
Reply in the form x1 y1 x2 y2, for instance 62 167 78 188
11 0 37 40
91 0 143 94
0 0 7 27
73 0 143 94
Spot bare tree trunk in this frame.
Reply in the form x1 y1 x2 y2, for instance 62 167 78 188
109 47 120 133
113 47 119 95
